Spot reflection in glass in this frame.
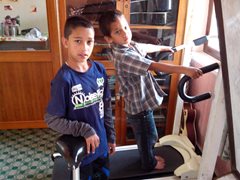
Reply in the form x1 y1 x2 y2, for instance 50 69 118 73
130 0 178 26
66 0 116 25
132 29 175 61
0 0 49 51
65 0 116 61
129 0 179 61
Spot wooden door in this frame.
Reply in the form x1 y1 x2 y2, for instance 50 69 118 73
0 0 61 129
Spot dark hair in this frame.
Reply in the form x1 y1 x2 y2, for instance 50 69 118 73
64 16 93 39
98 10 123 37
5 15 11 19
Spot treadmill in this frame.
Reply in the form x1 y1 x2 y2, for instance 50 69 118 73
52 63 219 180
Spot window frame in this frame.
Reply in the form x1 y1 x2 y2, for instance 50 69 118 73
204 0 220 60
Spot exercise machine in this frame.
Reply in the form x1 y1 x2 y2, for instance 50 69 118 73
51 63 219 180
52 135 87 180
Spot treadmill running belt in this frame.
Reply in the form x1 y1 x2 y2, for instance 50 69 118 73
109 145 184 179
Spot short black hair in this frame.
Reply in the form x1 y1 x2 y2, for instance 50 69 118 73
98 10 123 37
5 15 11 19
64 16 94 39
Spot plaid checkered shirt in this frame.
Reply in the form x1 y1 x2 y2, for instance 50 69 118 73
111 41 167 115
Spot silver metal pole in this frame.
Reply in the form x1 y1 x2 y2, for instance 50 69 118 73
72 165 80 180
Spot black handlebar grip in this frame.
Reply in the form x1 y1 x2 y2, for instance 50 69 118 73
178 63 220 103
200 62 220 74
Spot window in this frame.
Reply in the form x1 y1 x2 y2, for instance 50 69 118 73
204 0 220 60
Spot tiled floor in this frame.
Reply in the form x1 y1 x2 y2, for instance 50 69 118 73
0 129 179 180
0 128 60 180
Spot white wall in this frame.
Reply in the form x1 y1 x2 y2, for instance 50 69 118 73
183 0 209 51
0 0 48 34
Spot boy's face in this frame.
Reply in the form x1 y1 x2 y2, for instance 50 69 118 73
62 26 94 63
5 18 12 24
105 15 132 46
12 19 17 25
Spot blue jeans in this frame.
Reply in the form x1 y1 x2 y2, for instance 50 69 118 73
127 110 158 171
80 153 109 180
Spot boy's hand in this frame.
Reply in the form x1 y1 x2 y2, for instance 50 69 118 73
185 67 203 79
108 143 116 155
86 134 100 154
160 46 174 53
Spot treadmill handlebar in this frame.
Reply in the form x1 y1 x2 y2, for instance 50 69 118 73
178 63 220 103
56 135 87 168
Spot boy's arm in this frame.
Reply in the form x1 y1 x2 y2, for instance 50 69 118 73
45 113 101 154
104 97 116 155
138 43 174 54
148 61 203 79
44 113 96 138
104 97 116 144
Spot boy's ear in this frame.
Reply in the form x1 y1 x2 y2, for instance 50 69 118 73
62 37 68 48
104 36 113 44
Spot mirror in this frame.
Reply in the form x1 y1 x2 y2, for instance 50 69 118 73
0 0 49 51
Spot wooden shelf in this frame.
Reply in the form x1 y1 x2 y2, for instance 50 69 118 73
130 24 175 30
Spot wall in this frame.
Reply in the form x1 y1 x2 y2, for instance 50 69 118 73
188 53 218 150
174 0 232 177
189 53 231 177
0 0 48 34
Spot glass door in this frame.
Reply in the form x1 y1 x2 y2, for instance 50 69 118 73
129 0 179 60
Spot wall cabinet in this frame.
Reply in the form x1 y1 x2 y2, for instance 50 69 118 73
58 0 188 145
0 0 61 129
